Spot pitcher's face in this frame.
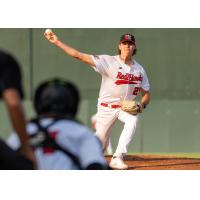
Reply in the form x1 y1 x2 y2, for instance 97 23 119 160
118 41 136 56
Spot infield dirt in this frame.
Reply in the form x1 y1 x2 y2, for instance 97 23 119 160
105 154 200 170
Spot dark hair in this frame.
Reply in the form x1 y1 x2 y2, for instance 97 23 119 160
34 78 80 118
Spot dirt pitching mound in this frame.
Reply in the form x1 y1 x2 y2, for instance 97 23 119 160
105 154 200 170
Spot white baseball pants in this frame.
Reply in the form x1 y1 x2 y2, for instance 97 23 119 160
95 105 139 156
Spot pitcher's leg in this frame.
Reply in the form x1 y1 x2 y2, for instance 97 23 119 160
96 122 114 150
105 138 113 155
114 111 139 156
95 107 118 150
109 112 139 169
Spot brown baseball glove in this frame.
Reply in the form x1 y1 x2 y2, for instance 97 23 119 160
121 100 143 115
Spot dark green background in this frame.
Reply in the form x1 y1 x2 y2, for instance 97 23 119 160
0 28 200 153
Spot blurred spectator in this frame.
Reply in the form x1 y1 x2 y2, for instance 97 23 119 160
0 50 35 169
7 78 109 170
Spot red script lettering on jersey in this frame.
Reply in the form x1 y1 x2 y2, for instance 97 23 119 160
115 72 142 85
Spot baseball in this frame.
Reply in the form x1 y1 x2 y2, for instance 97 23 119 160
45 29 52 35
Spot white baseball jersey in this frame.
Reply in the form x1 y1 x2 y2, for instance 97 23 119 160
91 55 150 104
7 118 107 170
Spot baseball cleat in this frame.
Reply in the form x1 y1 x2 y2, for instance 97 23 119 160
109 156 128 170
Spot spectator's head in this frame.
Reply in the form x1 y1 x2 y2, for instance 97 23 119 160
34 78 80 118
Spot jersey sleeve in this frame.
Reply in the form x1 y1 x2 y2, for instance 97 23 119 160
141 68 150 91
6 133 21 150
6 123 36 150
90 55 110 76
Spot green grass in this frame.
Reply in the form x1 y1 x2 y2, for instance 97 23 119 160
129 152 200 158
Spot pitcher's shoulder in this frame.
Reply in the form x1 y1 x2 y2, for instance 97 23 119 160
134 60 146 71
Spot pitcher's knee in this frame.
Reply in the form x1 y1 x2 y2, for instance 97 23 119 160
125 122 137 132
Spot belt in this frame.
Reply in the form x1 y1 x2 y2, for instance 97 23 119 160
100 103 121 109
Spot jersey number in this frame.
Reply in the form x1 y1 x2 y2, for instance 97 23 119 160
133 87 140 95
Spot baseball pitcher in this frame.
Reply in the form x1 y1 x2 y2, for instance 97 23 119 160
44 30 151 169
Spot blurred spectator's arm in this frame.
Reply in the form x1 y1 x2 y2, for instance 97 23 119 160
3 88 36 165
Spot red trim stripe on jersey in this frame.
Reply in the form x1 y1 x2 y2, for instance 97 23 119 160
115 80 137 85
